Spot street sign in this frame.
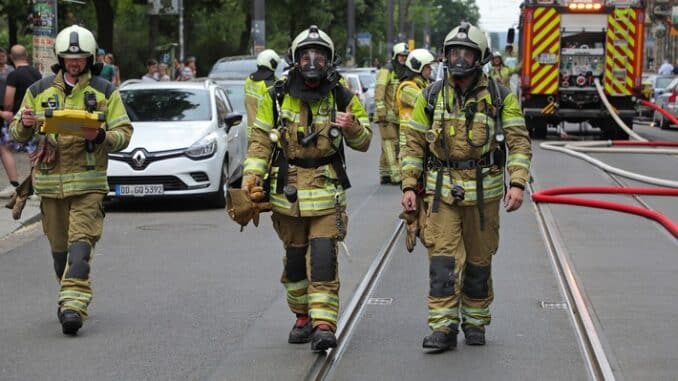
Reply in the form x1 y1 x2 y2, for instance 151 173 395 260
357 32 372 47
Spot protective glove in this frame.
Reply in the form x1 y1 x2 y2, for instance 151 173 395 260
226 188 272 230
242 174 265 202
398 210 418 253
5 174 33 220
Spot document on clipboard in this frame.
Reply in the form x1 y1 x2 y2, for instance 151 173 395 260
40 109 105 137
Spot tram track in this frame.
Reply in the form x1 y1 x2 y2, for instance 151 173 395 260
304 220 404 381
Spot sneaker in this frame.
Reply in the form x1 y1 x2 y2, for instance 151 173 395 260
288 314 313 344
310 324 337 352
0 185 16 198
58 309 83 336
463 326 486 346
422 327 458 352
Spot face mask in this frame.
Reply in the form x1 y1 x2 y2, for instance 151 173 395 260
299 48 327 74
446 47 478 68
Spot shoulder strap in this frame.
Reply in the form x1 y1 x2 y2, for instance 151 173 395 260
29 75 56 97
268 79 287 126
422 80 445 121
332 83 354 111
89 75 116 98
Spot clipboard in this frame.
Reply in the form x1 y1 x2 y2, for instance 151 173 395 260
40 109 105 137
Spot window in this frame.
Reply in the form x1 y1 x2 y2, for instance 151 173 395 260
121 89 211 122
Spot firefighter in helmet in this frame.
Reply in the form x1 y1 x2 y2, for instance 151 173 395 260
374 42 409 185
395 48 436 252
10 24 133 335
244 49 282 139
241 25 371 352
489 51 511 87
400 22 531 351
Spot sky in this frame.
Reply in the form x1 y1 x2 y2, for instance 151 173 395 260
475 0 523 32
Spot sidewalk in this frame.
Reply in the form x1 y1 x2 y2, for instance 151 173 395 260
0 150 41 240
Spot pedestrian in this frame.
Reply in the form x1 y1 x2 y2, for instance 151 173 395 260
181 56 196 80
173 58 183 80
0 47 14 112
375 42 409 185
141 58 159 81
158 63 171 81
489 51 511 87
240 25 372 352
400 22 532 352
657 59 673 75
395 48 436 252
244 49 281 138
96 48 115 83
0 47 16 197
104 53 121 86
1 45 41 196
10 25 133 336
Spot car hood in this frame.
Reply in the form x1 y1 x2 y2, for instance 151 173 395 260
121 121 214 152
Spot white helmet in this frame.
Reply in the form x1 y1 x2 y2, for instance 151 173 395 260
443 22 491 77
405 49 436 74
392 42 409 59
55 25 97 59
257 49 281 71
290 25 335 81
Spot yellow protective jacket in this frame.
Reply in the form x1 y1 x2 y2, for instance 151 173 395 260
244 73 277 138
489 65 512 87
10 71 132 198
402 75 531 206
374 66 400 124
244 84 372 217
396 75 428 150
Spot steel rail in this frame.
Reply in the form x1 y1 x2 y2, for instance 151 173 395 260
304 220 404 381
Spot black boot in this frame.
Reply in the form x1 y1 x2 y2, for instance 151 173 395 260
310 324 337 352
422 327 458 351
58 309 82 336
288 314 313 344
380 176 391 185
463 326 486 345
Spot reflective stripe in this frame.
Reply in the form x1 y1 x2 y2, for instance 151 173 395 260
108 115 130 129
34 170 109 195
507 153 530 169
310 309 338 323
309 292 339 306
345 126 370 147
243 157 268 175
401 156 423 172
503 117 526 129
408 119 428 133
284 279 309 292
253 118 273 132
425 170 504 202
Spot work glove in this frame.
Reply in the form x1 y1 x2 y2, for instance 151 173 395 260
5 174 34 220
242 174 265 202
398 210 418 253
226 188 272 230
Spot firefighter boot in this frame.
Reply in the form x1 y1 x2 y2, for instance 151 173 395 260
310 324 337 352
58 309 82 336
288 314 313 344
380 176 392 185
422 326 458 352
463 326 486 346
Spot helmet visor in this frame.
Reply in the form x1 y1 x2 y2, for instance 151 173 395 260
299 48 328 71
446 47 479 67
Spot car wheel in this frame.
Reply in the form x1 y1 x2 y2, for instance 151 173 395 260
660 116 670 130
207 162 227 209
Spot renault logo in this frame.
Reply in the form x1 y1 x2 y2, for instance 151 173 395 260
131 149 147 168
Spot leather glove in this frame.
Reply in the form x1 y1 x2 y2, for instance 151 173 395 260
398 210 418 253
5 174 33 220
242 174 265 202
226 188 272 230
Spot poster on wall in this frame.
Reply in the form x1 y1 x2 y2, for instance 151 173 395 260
32 0 58 76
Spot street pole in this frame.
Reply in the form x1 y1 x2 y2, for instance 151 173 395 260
348 0 355 66
387 0 394 56
178 0 184 61
253 0 265 54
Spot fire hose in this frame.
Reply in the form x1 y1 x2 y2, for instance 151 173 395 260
532 78 678 238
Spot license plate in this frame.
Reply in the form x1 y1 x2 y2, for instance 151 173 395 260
115 184 164 196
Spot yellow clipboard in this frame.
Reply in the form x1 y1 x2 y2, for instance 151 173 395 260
40 109 105 137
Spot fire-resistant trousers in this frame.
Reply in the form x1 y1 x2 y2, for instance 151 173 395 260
379 122 401 182
421 199 500 332
41 193 105 319
271 211 347 331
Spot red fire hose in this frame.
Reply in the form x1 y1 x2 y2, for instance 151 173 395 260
532 186 678 238
639 99 678 126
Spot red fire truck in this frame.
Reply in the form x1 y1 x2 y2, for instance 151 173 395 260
517 0 645 139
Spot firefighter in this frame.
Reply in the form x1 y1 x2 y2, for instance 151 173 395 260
241 25 371 352
395 49 436 253
489 51 511 87
401 22 531 351
375 42 409 185
244 49 282 139
10 25 133 335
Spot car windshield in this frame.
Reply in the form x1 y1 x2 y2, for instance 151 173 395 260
656 77 675 90
358 74 375 88
220 84 246 114
121 89 211 122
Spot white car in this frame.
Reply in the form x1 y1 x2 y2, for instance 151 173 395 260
107 79 245 207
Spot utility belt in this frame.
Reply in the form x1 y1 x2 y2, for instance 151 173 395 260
273 151 351 194
426 150 504 171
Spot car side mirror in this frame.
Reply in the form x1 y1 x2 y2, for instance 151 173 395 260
224 113 242 131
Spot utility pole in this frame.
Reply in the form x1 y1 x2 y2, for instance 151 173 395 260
387 0 394 56
347 0 355 65
398 0 406 42
178 0 184 61
253 0 266 54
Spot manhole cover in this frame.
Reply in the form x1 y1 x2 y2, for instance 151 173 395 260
137 223 217 232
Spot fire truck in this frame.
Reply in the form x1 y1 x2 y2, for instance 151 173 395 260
516 0 645 139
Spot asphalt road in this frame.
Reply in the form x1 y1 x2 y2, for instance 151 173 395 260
0 122 676 381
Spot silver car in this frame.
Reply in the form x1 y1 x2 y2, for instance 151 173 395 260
108 80 245 207
651 76 678 130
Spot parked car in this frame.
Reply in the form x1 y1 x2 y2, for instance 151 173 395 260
339 68 376 119
651 76 678 129
209 55 285 80
108 79 245 207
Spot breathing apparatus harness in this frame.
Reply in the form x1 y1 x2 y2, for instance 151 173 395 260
422 66 508 229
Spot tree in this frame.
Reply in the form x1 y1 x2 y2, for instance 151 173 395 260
93 0 115 53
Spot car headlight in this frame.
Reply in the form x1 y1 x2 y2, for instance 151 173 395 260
185 133 218 159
